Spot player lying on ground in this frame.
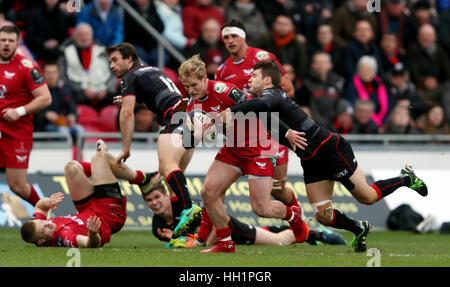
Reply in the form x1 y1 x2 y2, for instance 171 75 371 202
220 60 428 252
141 173 346 248
20 140 151 248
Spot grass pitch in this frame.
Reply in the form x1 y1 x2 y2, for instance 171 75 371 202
0 228 449 267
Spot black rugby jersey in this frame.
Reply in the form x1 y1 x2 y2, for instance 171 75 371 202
120 63 182 124
230 88 331 159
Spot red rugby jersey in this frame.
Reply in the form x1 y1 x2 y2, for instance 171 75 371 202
0 53 46 139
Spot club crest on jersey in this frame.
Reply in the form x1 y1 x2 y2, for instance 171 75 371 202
214 82 228 94
255 51 269 61
21 59 33 68
4 71 15 79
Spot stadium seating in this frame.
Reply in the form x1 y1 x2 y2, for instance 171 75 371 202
100 105 119 132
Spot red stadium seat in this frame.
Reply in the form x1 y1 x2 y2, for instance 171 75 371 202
77 105 102 143
77 104 100 126
99 105 119 132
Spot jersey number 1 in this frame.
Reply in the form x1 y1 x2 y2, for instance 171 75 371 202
159 76 181 95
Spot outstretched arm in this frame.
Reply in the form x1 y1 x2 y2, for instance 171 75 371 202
116 96 136 165
34 193 64 218
76 216 102 248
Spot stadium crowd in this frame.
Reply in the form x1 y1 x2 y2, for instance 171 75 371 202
1 0 450 139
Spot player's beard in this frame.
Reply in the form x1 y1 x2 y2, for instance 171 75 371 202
0 47 17 62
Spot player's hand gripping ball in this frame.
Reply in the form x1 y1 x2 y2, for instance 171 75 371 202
187 109 217 144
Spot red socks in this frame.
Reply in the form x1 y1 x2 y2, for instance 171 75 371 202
198 209 213 241
215 226 232 241
283 205 294 221
26 183 40 206
129 170 145 185
77 161 91 177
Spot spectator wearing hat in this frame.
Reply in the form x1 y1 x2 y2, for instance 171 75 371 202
407 24 450 103
385 62 427 120
331 99 354 134
379 32 407 81
378 0 410 49
256 13 308 80
186 18 229 63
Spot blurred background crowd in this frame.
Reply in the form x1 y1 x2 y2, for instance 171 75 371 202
1 0 449 139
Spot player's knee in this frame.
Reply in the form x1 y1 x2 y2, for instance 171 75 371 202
200 185 213 205
64 160 82 177
91 150 108 163
312 200 333 225
315 210 333 225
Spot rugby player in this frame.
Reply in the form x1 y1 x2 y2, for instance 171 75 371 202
176 55 309 253
142 174 346 248
0 25 52 206
20 140 151 248
214 20 298 213
221 61 428 252
105 43 201 238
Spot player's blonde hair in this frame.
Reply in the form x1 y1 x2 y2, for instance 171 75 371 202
178 54 206 83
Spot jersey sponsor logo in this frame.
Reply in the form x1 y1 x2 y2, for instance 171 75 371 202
243 68 253 76
21 59 33 68
214 82 228 94
30 69 44 84
255 51 269 61
4 71 15 79
16 155 28 163
0 84 7 99
333 169 349 178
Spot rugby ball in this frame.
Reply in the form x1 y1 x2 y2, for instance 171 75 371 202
188 109 216 143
